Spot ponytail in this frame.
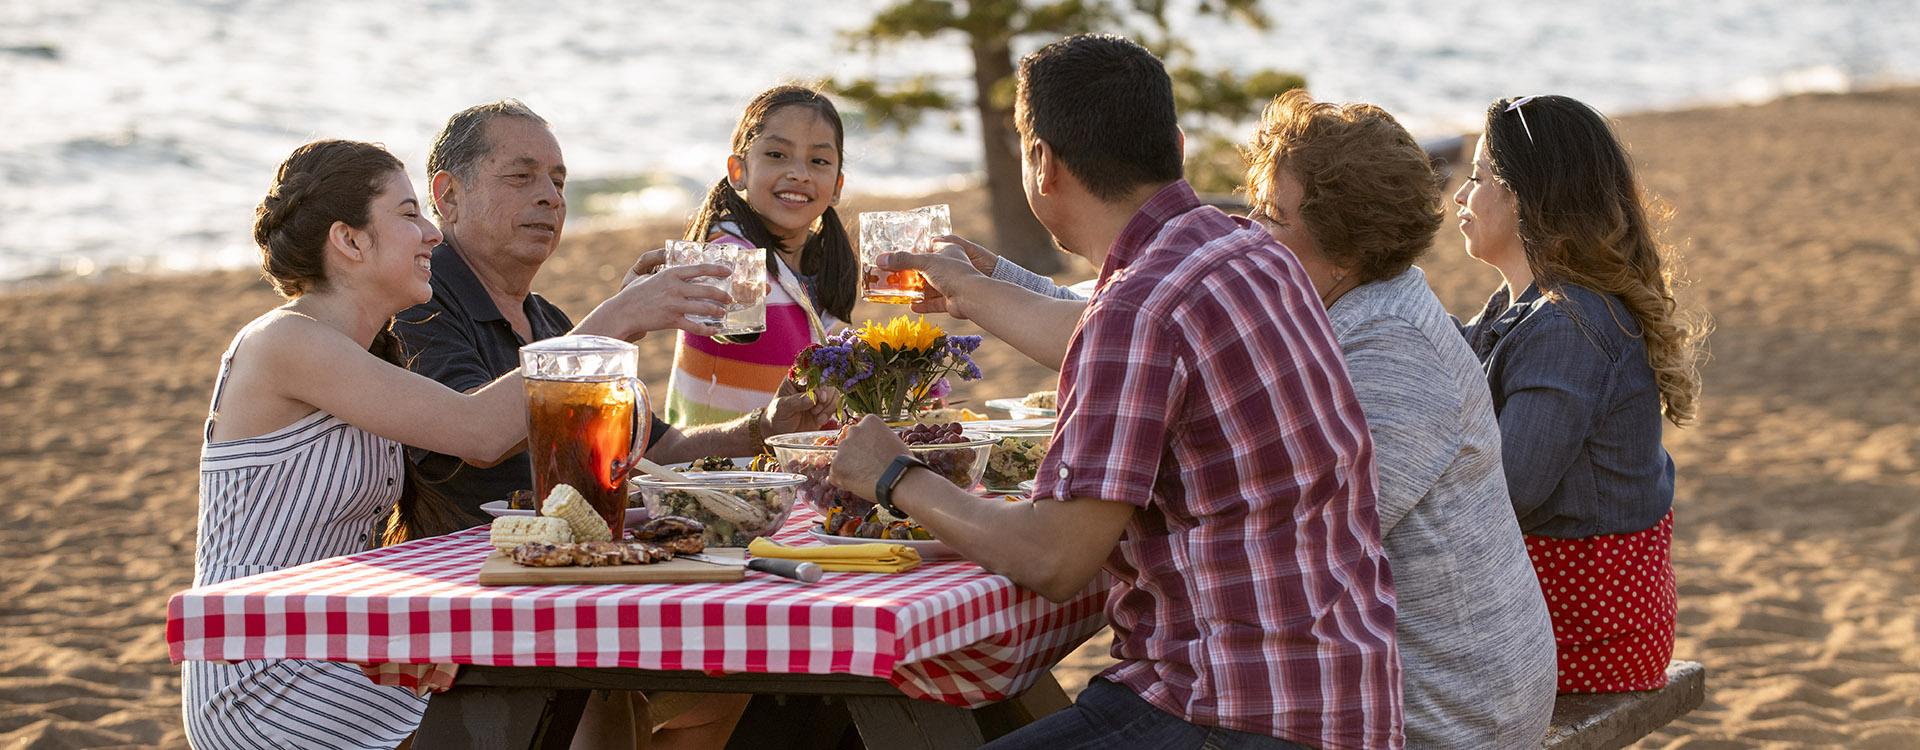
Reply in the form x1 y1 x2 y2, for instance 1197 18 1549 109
809 206 856 322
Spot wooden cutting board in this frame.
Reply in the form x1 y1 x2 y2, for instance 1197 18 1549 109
476 547 747 585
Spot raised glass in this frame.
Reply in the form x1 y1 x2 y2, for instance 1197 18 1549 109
859 205 949 304
665 239 769 335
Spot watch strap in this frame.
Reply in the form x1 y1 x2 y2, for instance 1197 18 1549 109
875 454 931 514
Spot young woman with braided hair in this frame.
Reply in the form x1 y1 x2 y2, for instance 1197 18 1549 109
182 139 728 748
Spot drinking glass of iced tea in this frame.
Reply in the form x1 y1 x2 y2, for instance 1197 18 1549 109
519 335 650 536
859 209 938 304
665 240 769 335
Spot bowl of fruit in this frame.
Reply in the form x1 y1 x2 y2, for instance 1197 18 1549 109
765 422 994 518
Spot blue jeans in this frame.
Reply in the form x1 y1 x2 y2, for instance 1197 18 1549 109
983 679 1316 750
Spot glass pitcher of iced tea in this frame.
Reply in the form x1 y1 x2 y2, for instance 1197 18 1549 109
519 335 650 536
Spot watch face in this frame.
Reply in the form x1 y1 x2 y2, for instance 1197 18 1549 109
877 454 925 512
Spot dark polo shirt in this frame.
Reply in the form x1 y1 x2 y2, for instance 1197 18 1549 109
396 242 668 522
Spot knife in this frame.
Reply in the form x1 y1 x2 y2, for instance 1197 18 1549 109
683 553 823 583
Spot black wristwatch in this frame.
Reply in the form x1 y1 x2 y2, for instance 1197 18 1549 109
875 454 932 515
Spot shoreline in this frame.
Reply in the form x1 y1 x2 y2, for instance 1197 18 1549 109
3 88 1918 748
9 83 1914 294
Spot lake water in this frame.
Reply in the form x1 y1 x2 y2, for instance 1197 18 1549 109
4 0 1917 282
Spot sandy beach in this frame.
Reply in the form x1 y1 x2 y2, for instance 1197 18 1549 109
3 88 1917 748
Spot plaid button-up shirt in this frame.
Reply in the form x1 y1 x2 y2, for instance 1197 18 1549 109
1033 181 1404 749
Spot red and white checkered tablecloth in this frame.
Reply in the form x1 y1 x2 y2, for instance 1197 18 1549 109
166 507 1108 708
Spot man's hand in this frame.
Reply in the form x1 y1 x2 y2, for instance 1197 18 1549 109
877 245 988 319
766 380 840 436
576 263 730 340
618 248 669 289
939 234 1001 275
828 415 910 502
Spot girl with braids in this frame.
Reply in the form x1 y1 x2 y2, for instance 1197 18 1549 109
665 85 859 428
184 140 727 749
1456 95 1706 694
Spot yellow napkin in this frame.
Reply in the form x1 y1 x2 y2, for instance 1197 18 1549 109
748 537 923 573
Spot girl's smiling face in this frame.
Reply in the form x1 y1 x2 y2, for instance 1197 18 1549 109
729 106 843 247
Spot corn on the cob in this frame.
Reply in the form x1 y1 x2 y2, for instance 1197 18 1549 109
489 515 573 553
541 484 612 542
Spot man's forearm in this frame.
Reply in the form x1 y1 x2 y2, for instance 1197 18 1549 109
892 468 1128 602
956 276 1087 371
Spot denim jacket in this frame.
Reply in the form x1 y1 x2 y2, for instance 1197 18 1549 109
1463 283 1674 538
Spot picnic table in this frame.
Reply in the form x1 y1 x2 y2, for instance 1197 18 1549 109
167 506 1109 748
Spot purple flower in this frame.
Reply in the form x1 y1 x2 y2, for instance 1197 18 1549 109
841 357 875 389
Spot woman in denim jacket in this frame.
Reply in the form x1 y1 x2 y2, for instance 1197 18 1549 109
1455 95 1705 694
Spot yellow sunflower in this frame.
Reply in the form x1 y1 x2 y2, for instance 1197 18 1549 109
856 315 944 352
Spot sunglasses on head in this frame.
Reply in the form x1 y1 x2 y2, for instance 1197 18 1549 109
1505 95 1544 144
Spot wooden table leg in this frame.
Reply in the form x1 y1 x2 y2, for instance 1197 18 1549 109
414 685 589 750
843 673 1076 749
844 695 986 750
973 673 1072 741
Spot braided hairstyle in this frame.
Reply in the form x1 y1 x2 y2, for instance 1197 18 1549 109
257 140 476 543
252 140 410 365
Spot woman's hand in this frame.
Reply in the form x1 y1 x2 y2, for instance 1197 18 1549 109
934 234 1001 275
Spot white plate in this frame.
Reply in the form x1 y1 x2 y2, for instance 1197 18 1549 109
807 528 962 561
975 418 1057 433
983 398 1056 418
479 500 650 526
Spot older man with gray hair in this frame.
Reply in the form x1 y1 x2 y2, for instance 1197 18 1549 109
393 100 833 535
393 99 799 749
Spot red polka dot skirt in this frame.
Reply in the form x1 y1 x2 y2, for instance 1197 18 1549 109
1524 511 1676 694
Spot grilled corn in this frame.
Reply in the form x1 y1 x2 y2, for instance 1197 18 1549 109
541 484 612 542
489 515 574 553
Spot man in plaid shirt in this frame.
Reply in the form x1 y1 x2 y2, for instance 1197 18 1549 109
831 34 1403 749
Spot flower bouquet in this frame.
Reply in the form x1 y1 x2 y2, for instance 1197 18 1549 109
790 315 983 423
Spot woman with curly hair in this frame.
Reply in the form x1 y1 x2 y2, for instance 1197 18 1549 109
1456 94 1706 694
928 90 1562 746
1244 90 1556 748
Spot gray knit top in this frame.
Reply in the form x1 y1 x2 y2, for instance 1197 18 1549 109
1328 267 1557 749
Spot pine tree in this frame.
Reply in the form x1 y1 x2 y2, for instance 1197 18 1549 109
832 0 1304 273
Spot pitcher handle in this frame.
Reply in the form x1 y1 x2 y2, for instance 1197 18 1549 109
618 375 650 477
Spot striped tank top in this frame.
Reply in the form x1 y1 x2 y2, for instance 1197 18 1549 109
181 321 426 749
665 231 838 427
